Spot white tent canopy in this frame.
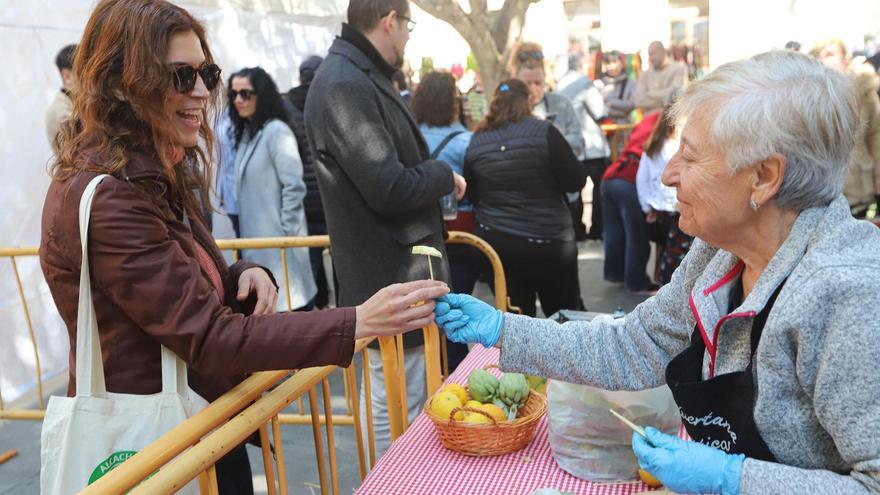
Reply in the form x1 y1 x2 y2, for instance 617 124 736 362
0 0 345 403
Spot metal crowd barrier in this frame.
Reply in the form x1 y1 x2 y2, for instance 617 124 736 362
601 122 636 162
0 231 510 493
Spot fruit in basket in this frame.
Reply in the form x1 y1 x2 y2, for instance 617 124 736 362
499 372 530 420
478 403 508 422
467 369 500 403
442 383 469 405
498 373 529 406
526 374 547 394
430 391 462 419
465 400 482 408
461 412 493 424
638 469 662 488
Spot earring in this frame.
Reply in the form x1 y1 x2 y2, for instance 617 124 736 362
750 197 759 211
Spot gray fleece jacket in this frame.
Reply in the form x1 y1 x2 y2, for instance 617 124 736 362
499 196 880 494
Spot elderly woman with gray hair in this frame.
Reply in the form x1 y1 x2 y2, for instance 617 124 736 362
424 50 880 494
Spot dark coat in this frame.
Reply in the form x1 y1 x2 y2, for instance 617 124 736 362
305 31 452 346
284 86 326 234
39 148 357 402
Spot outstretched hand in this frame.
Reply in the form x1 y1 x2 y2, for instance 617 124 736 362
355 280 449 339
434 293 503 348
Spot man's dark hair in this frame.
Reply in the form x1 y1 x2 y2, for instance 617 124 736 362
347 0 409 33
55 44 77 72
227 67 291 147
411 71 458 127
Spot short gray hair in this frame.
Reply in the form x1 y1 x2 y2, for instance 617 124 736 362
671 50 858 210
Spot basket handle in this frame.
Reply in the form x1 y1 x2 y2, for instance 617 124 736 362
448 406 499 426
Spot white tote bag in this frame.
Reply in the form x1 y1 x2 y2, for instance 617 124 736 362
40 175 208 494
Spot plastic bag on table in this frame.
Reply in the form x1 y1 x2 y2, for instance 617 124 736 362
547 380 679 482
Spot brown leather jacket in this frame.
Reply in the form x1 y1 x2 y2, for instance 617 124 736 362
40 148 356 402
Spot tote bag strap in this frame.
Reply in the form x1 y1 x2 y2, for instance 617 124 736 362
77 174 189 397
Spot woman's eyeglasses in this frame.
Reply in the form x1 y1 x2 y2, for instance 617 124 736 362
173 63 221 93
517 50 544 62
228 89 255 101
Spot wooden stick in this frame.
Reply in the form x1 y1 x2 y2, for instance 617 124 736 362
609 409 647 439
0 450 18 465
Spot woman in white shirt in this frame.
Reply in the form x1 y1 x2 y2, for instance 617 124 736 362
636 105 693 285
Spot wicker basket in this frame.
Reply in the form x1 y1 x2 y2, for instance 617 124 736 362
423 372 548 456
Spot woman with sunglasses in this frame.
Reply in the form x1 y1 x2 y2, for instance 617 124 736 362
39 1 447 492
227 67 316 311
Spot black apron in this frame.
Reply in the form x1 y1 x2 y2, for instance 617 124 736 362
665 280 785 462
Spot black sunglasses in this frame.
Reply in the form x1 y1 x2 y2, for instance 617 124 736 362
517 50 544 62
228 89 255 101
380 10 416 32
173 63 221 93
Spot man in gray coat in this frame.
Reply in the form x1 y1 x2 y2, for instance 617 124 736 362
304 0 465 461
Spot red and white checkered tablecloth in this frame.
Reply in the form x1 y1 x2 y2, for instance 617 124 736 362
356 345 655 495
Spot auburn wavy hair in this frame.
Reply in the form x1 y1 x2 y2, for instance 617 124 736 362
474 78 532 132
52 0 219 211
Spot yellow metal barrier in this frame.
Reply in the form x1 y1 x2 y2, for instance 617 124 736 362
601 122 636 162
2 231 510 493
0 246 45 421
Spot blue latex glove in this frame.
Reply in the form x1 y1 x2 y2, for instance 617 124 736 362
434 293 503 348
632 427 745 495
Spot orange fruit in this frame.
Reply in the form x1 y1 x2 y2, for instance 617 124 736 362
461 412 493 424
478 403 508 422
638 469 662 488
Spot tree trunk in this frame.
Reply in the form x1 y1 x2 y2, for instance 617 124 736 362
412 0 538 94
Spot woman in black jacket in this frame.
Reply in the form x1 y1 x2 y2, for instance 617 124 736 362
465 79 587 317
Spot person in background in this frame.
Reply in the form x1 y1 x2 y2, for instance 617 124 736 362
305 0 466 462
635 100 691 286
214 110 239 236
464 79 587 318
600 50 635 124
285 55 331 308
811 39 880 218
464 73 488 129
46 44 77 154
411 70 474 372
601 111 660 295
392 70 412 104
634 41 687 115
558 52 611 241
40 1 448 492
434 50 880 495
511 41 587 244
228 67 317 311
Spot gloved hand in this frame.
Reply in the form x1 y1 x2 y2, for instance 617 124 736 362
632 427 745 495
434 293 503 348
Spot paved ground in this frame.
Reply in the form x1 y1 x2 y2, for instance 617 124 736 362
0 238 651 495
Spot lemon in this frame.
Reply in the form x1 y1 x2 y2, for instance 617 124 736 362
478 404 508 422
453 399 481 420
638 469 662 488
461 412 493 424
430 391 462 420
442 384 469 405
